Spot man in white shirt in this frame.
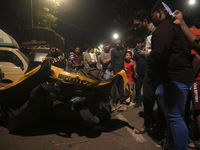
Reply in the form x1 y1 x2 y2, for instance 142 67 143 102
89 47 97 68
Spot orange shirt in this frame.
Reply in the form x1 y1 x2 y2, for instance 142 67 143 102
124 60 135 82
191 29 200 84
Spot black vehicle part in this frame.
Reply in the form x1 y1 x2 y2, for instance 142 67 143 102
78 68 104 81
41 82 60 95
80 108 100 127
98 102 111 113
70 96 87 104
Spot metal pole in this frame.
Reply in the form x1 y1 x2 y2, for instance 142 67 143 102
31 0 33 28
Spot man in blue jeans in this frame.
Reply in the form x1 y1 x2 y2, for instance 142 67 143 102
141 1 194 149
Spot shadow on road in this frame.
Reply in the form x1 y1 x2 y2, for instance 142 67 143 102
0 117 134 139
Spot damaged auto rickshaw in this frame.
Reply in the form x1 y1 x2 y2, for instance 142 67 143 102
0 58 131 131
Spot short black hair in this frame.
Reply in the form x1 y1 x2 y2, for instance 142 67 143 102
74 46 80 52
103 39 110 45
49 43 56 49
183 10 195 28
75 46 80 49
126 51 132 58
135 37 144 44
151 0 165 14
133 10 151 23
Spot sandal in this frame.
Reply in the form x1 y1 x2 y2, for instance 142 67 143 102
135 126 147 134
189 141 200 149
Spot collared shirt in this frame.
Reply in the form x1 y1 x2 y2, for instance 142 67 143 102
150 19 194 86
133 50 147 76
111 47 127 74
100 49 112 71
145 24 157 51
74 54 83 69
145 24 156 72
83 52 92 69
89 52 97 62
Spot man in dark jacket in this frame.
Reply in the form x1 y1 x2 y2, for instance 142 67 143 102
46 44 65 69
141 1 194 149
111 39 127 110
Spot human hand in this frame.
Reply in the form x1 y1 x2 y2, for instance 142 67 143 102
135 73 139 78
173 10 184 25
139 50 149 59
111 71 114 77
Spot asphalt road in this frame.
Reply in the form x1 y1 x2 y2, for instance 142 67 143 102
0 104 170 150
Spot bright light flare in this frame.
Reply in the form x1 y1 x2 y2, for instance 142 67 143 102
189 0 195 5
100 45 103 48
113 34 119 39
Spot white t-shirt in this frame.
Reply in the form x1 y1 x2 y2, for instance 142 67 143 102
89 52 97 62
145 35 152 52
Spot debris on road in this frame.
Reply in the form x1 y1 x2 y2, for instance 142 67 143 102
52 139 91 147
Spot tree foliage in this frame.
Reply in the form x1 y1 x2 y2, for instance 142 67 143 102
33 0 60 29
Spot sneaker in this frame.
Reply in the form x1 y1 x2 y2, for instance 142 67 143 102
126 97 131 103
129 102 135 107
155 138 174 150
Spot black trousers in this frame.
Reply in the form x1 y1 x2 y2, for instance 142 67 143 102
143 70 164 128
135 75 145 104
112 76 124 104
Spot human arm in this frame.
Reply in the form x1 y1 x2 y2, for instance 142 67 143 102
139 50 151 60
101 58 111 64
173 10 196 43
110 50 115 75
72 60 84 67
132 61 138 78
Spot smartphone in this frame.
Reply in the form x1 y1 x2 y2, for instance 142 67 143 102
161 2 174 17
135 46 142 53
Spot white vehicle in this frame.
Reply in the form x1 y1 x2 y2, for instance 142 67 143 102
0 29 29 83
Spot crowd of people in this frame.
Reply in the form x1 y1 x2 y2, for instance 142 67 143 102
46 0 200 149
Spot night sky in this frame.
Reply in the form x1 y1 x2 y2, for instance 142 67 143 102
55 0 200 45
0 0 200 46
55 0 116 46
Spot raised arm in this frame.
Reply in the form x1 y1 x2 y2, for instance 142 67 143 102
173 10 196 43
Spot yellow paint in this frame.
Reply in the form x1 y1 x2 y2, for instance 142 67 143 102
0 57 132 95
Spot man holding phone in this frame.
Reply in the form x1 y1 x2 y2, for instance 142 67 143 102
140 1 194 149
133 38 147 108
133 9 158 134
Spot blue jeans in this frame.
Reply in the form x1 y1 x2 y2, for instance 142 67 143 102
156 81 192 150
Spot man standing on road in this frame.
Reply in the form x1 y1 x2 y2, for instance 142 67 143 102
101 40 112 79
133 10 161 134
83 43 96 69
133 37 147 108
47 43 65 69
73 46 84 69
111 39 127 111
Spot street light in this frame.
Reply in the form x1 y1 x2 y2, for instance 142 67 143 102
113 33 119 39
189 0 195 4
